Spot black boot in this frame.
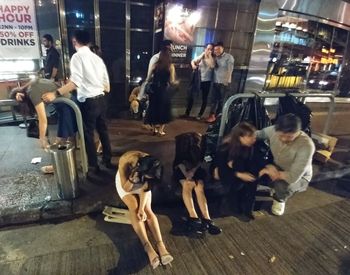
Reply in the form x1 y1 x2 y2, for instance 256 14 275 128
201 219 222 235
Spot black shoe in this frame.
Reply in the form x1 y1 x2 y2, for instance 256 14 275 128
238 212 255 223
101 161 116 170
202 219 222 235
186 218 205 238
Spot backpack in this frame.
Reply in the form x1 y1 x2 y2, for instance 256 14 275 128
276 95 312 136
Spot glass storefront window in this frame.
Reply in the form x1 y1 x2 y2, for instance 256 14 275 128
65 0 95 57
130 31 152 80
264 11 350 95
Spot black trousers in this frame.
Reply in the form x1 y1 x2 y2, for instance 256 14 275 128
185 81 211 116
209 83 230 115
80 95 112 167
225 179 258 215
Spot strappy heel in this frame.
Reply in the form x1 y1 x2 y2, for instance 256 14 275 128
152 127 159 136
144 242 160 269
156 241 174 266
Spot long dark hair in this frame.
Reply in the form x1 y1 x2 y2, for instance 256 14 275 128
221 122 256 161
155 48 171 71
174 132 204 170
10 89 35 117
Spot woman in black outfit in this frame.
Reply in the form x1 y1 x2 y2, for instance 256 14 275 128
173 132 222 235
144 47 177 136
213 122 262 221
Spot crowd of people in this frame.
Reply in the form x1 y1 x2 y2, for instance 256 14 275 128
12 30 316 269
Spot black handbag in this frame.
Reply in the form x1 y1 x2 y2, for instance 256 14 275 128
145 81 155 95
26 119 40 139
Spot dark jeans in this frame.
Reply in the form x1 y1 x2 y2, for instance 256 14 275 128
271 178 309 202
209 83 230 115
80 95 112 167
221 179 258 215
185 81 211 116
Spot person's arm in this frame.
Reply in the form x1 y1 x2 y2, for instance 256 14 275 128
51 68 58 80
169 64 179 85
225 55 234 85
34 102 48 149
13 80 32 94
230 157 256 182
137 189 151 221
147 54 158 81
256 126 274 141
178 163 191 180
146 64 155 82
279 142 315 184
119 163 140 193
102 63 110 93
191 53 204 69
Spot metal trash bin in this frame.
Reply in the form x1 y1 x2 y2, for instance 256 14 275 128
50 143 79 199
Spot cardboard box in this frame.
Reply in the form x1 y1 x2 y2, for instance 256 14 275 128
312 132 338 163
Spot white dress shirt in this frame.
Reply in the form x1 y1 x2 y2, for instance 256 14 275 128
70 46 109 102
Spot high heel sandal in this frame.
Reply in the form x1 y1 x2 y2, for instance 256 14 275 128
144 242 160 269
156 241 174 266
153 128 159 136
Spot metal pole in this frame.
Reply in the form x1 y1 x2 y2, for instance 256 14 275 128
94 0 101 48
218 92 335 145
218 93 255 145
53 97 88 178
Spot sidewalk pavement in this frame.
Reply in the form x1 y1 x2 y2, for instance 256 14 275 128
1 110 350 227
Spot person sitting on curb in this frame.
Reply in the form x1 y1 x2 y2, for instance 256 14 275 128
173 132 222 236
257 113 315 216
213 122 262 222
115 151 173 269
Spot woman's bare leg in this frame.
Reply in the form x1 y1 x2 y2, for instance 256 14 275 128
34 102 48 148
194 181 210 220
159 124 165 134
181 180 198 218
144 193 171 257
122 194 158 264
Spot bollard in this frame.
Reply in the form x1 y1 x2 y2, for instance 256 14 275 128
50 143 79 199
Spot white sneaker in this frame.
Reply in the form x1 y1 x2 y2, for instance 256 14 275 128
271 199 285 216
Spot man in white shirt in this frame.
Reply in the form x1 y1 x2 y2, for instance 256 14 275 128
42 30 114 173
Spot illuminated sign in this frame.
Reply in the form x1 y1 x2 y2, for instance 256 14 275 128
277 33 308 46
0 0 40 60
164 4 201 45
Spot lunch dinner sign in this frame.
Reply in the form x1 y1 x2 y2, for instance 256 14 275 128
0 0 40 60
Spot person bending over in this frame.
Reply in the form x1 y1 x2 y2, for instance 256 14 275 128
257 114 315 216
173 132 222 235
116 151 173 269
213 122 264 221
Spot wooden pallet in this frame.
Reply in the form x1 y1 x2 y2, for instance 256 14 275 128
103 206 131 224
